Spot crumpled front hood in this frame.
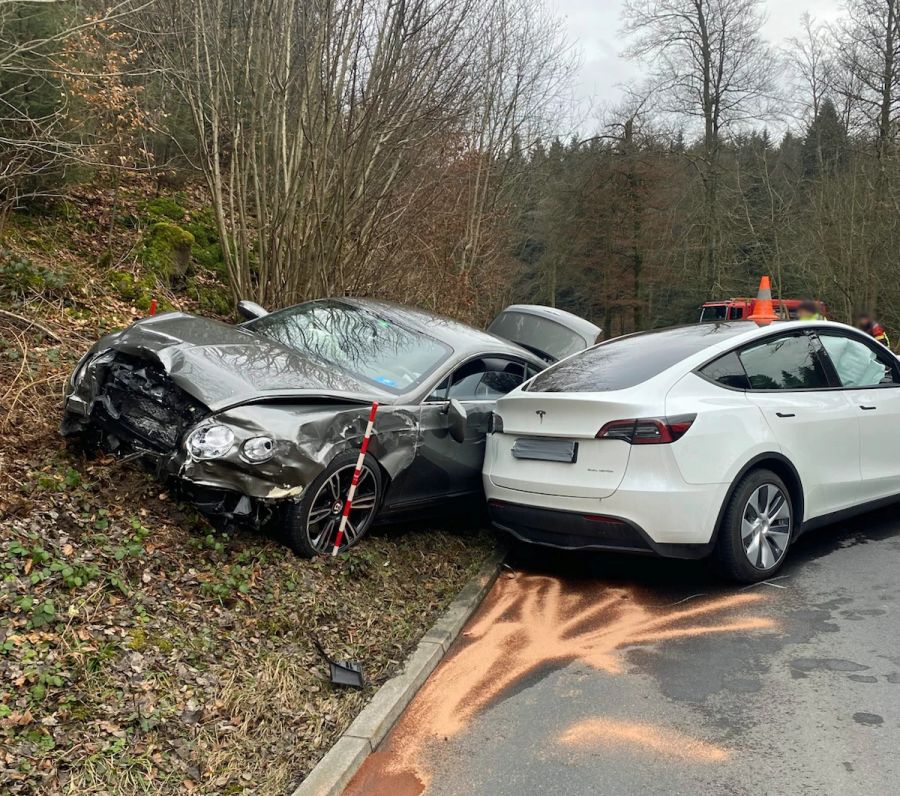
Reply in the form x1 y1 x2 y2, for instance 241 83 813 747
96 312 390 411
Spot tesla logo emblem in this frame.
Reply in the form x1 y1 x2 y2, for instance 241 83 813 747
535 410 546 423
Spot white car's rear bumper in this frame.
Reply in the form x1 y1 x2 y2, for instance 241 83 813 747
483 442 730 557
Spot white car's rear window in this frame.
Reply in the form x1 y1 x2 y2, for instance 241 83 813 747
527 323 751 392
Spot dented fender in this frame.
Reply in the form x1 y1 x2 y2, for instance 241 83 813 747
178 403 420 499
60 323 420 504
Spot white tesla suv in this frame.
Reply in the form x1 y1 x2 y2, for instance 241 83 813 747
483 320 900 581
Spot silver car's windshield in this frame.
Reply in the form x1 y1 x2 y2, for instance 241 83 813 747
246 300 451 393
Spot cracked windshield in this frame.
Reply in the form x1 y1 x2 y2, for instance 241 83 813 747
248 301 450 393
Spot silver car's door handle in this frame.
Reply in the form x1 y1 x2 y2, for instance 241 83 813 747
859 405 877 411
775 412 795 418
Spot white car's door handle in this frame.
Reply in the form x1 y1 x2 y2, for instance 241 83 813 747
775 412 795 418
860 405 877 411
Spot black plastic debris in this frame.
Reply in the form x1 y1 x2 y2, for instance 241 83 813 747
312 637 365 689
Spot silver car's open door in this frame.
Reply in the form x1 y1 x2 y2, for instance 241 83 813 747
487 304 602 364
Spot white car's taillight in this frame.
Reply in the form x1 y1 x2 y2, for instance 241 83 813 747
596 414 696 444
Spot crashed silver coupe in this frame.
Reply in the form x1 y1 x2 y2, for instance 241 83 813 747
61 298 598 555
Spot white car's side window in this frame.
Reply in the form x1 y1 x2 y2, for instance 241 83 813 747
819 334 895 388
738 334 829 390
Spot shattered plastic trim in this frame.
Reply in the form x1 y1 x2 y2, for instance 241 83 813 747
264 485 305 499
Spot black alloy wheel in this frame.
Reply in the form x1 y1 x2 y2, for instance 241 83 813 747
280 451 383 557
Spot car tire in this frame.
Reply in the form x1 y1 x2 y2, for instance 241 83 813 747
279 451 383 557
713 468 794 583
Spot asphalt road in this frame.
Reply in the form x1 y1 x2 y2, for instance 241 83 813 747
346 506 900 796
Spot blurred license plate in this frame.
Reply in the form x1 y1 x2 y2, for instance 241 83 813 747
511 437 578 463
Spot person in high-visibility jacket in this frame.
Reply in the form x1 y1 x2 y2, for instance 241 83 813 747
856 312 891 348
797 300 826 321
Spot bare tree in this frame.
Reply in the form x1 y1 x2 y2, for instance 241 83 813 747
136 0 571 309
139 0 466 303
457 0 573 298
787 13 835 124
0 0 140 224
621 0 777 293
833 0 900 157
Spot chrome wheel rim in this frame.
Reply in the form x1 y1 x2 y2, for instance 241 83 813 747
306 464 378 554
741 484 791 570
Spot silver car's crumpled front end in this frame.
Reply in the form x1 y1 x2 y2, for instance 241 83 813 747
62 350 207 456
60 313 419 524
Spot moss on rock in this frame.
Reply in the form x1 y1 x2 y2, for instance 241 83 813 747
183 207 226 277
142 196 187 222
107 270 158 311
186 274 232 317
140 221 195 284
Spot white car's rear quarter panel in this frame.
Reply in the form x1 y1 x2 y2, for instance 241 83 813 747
664 371 775 485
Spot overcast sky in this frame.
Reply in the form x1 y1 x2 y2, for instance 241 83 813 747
555 0 846 130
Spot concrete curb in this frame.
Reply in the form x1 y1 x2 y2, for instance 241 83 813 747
292 545 506 796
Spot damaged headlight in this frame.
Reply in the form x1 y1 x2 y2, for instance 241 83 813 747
70 348 107 387
241 436 274 463
187 425 235 459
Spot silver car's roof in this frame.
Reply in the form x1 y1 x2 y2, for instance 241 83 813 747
340 297 542 362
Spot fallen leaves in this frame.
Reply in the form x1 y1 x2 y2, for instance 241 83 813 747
2 710 34 729
97 721 126 738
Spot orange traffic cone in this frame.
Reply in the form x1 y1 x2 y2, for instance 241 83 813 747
747 275 779 326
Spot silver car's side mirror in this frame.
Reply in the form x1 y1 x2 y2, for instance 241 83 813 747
446 399 468 443
237 300 269 321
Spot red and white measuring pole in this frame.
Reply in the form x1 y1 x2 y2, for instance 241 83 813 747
331 401 379 556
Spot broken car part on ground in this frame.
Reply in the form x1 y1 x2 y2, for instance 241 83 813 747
61 299 599 555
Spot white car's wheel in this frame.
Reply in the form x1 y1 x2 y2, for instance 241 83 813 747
714 468 793 582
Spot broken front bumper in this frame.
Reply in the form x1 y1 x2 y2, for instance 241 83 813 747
177 483 265 523
61 351 320 520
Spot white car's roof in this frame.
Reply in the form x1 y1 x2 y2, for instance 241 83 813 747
680 319 858 360
514 319 868 398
